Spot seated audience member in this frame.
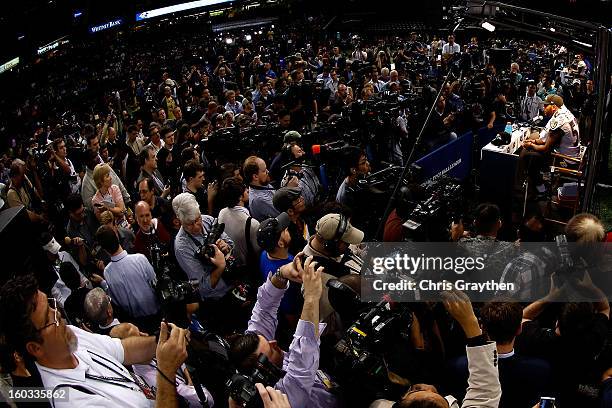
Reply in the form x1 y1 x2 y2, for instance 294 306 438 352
446 301 553 407
229 256 339 408
218 176 261 266
515 95 580 197
95 224 160 330
133 200 171 259
0 274 189 407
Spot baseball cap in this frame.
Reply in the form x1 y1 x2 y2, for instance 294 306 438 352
544 94 564 108
257 212 291 251
283 131 302 144
316 213 364 245
273 187 302 212
42 235 61 254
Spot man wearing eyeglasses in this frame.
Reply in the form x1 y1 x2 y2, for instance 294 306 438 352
0 274 189 408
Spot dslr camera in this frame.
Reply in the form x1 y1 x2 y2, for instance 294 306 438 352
227 353 286 406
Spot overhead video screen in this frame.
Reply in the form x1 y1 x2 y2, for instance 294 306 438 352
136 0 232 21
0 57 19 74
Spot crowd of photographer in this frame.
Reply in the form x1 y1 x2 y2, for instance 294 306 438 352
0 10 610 408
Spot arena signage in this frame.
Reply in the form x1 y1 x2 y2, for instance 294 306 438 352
136 0 232 21
89 18 124 34
0 57 19 74
37 37 69 55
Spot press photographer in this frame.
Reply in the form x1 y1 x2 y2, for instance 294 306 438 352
172 192 249 332
0 274 189 408
277 131 323 208
228 255 339 408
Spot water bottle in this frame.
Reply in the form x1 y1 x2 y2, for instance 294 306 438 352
505 121 513 135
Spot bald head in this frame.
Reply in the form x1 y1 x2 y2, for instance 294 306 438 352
135 201 153 232
400 389 449 407
107 127 117 142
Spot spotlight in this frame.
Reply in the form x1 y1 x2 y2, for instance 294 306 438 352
245 34 252 41
225 37 233 44
549 27 556 32
481 21 496 32
271 24 275 28
258 30 263 35
573 39 593 48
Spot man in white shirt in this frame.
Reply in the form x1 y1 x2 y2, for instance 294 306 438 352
41 234 96 308
520 82 544 121
0 274 188 408
442 34 461 55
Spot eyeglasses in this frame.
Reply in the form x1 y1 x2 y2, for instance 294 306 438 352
37 298 60 332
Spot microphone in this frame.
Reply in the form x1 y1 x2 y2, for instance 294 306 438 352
311 140 347 155
64 237 73 246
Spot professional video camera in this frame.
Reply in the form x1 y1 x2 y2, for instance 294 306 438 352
227 353 286 406
402 176 467 241
203 124 283 162
150 234 200 319
332 300 414 402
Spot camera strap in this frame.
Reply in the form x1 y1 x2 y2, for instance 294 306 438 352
186 231 206 250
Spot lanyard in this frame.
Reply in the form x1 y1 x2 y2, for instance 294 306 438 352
86 350 155 399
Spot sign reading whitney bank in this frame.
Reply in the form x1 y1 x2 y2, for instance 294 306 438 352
89 19 124 34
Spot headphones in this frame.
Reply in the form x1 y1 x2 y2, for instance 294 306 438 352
322 214 348 256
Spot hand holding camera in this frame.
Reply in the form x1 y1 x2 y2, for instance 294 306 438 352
302 256 324 302
206 243 226 271
441 289 481 338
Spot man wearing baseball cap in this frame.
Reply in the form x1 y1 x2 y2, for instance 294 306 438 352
256 212 302 325
257 212 293 284
516 107 579 198
273 186 309 255
529 95 580 156
302 213 365 321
